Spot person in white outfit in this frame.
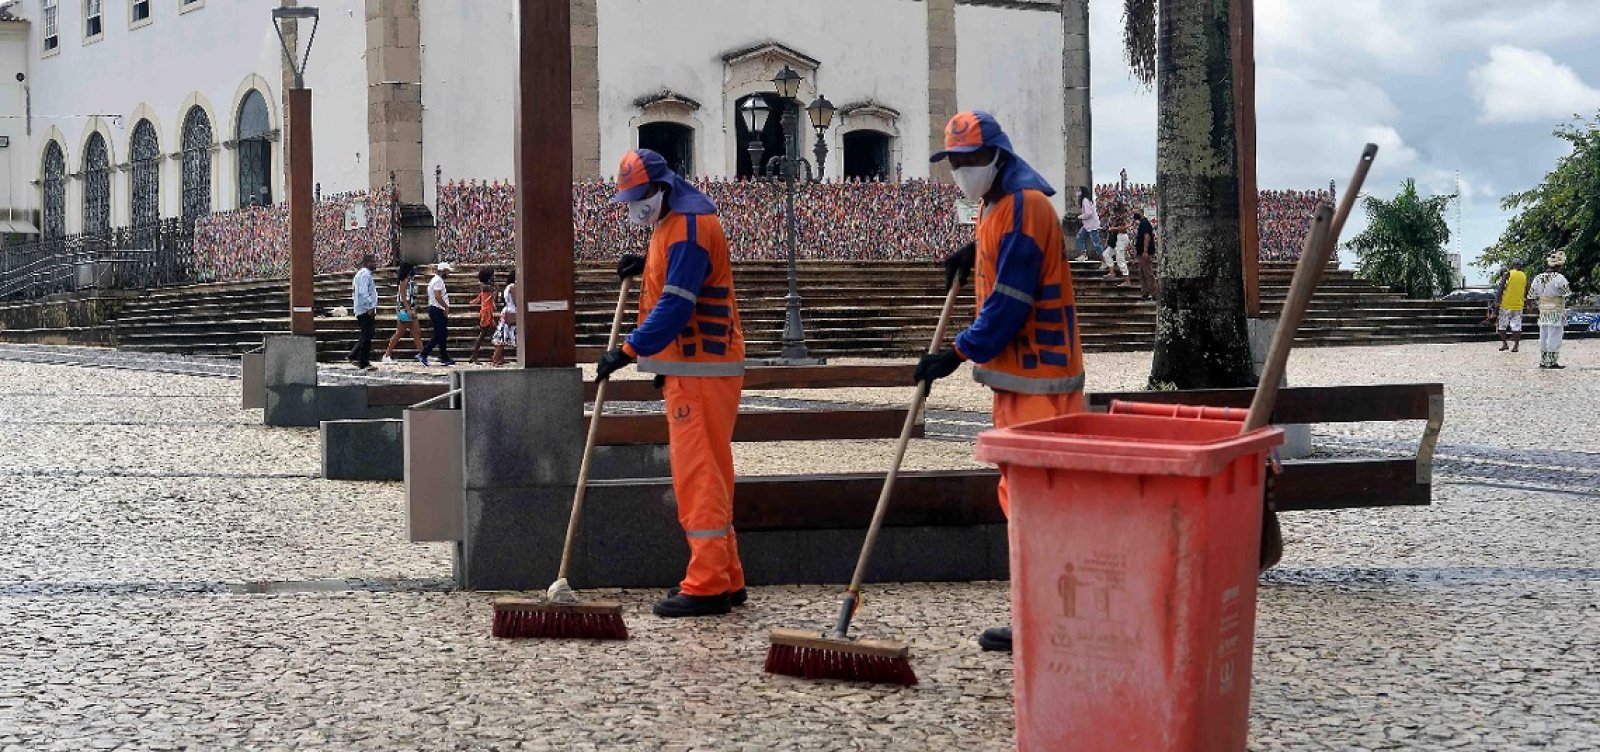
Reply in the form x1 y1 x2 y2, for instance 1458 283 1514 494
1528 252 1572 369
1075 186 1104 260
1103 216 1131 282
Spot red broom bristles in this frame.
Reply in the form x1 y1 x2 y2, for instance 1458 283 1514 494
491 607 629 640
764 643 918 686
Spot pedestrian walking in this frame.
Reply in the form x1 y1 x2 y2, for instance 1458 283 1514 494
468 268 497 365
1496 259 1528 352
419 262 456 366
923 112 1087 653
348 254 378 371
381 262 423 364
491 270 517 367
1133 208 1160 300
1075 186 1104 260
1103 223 1131 282
1530 252 1572 369
595 148 748 618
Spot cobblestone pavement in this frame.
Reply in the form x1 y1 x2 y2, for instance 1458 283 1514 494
0 341 1596 750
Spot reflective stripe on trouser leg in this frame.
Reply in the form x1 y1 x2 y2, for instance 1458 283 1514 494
666 374 745 596
991 389 1087 518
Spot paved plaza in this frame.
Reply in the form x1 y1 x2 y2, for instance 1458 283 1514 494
0 341 1596 750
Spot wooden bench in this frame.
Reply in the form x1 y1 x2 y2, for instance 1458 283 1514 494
1087 383 1444 512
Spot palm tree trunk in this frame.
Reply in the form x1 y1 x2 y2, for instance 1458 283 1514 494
1148 0 1256 389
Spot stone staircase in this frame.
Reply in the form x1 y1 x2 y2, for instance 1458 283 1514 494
89 261 1515 361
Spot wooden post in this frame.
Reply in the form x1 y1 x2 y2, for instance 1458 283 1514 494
287 87 315 335
1232 0 1261 317
513 0 577 367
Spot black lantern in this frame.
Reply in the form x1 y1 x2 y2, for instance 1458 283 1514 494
271 6 320 89
806 95 835 131
772 65 803 101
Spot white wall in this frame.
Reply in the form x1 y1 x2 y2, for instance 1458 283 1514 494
956 3 1067 212
17 0 366 230
596 0 930 181
298 1 369 198
418 0 517 210
0 22 31 230
421 0 933 194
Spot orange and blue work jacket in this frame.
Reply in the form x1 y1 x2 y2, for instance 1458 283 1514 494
954 188 1086 395
621 212 745 376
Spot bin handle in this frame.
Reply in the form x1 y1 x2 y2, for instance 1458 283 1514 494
1108 400 1245 422
410 388 462 410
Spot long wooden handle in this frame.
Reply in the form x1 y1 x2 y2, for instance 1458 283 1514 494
845 281 961 593
1244 144 1377 432
556 277 633 580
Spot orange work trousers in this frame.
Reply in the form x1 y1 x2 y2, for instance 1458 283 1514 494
992 389 1087 517
663 374 746 596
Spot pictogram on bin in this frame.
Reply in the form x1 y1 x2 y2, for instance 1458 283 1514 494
975 404 1284 752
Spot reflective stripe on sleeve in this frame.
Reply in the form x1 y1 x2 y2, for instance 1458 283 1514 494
663 284 698 303
993 283 1036 306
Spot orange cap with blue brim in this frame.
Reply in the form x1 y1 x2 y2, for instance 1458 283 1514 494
930 111 1014 163
609 148 717 215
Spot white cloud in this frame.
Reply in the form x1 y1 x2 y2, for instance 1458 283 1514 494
1469 46 1600 124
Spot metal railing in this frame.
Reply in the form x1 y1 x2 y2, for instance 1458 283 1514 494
0 220 194 301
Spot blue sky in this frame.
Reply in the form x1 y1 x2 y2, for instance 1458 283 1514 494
1086 0 1600 284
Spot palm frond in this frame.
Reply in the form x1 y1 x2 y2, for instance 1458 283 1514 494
1123 0 1158 88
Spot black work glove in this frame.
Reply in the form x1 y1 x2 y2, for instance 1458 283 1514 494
915 349 964 385
595 347 634 381
943 242 976 290
616 253 646 280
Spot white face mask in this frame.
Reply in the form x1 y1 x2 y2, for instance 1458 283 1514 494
951 152 1000 202
626 192 665 227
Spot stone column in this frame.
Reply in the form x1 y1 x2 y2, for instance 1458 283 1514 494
1063 0 1092 192
926 0 958 182
570 0 602 179
365 0 424 202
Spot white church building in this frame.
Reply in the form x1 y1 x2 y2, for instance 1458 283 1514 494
1 0 1085 241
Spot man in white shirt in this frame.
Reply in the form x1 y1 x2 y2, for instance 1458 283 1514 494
418 262 456 367
349 255 378 370
1529 252 1572 370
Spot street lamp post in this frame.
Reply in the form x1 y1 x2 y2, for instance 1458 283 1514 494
741 65 834 364
272 6 319 337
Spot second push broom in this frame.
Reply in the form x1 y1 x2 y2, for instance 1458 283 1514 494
763 279 963 686
490 277 634 640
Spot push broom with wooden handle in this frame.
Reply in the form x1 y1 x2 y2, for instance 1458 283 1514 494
491 276 635 639
763 279 963 686
1251 143 1377 571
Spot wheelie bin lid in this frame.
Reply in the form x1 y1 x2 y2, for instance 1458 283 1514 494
975 410 1284 478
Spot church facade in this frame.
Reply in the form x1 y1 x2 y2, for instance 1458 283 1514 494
2 0 1083 241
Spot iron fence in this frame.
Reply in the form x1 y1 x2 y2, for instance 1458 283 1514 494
0 219 194 301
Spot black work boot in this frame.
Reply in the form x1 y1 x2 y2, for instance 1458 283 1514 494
668 586 748 606
978 626 1013 652
653 593 732 618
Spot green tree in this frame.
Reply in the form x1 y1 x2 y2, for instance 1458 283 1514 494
1476 115 1600 295
1123 0 1257 389
1345 179 1455 299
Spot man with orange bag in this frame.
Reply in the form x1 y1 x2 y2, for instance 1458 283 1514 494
595 149 748 617
918 112 1087 652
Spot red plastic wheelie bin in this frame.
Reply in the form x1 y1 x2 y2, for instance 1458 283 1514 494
976 404 1283 752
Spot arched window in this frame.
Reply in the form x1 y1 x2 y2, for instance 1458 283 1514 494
41 142 66 239
130 120 160 227
82 133 110 238
180 106 213 228
843 131 892 181
734 93 799 178
236 91 273 207
638 122 694 178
